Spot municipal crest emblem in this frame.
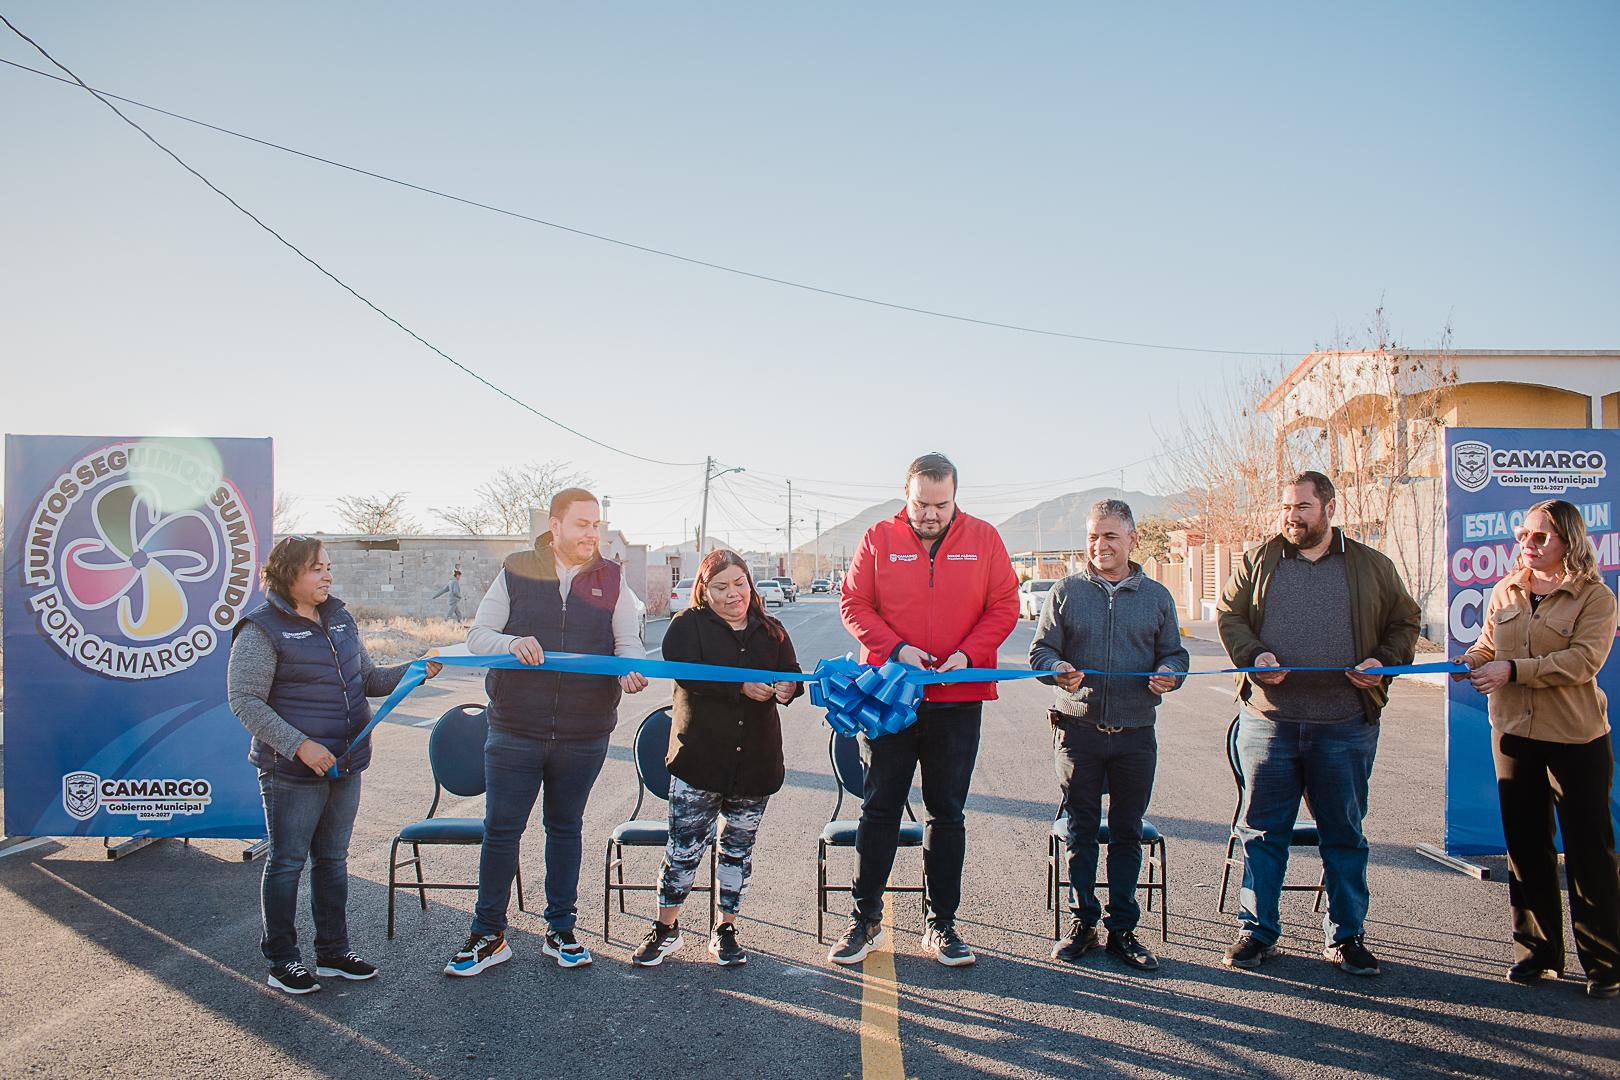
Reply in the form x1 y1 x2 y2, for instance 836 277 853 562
63 771 101 821
1452 440 1492 493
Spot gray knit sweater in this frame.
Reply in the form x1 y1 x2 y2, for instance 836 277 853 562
227 621 411 761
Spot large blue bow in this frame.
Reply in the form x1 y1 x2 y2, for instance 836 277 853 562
808 657 926 739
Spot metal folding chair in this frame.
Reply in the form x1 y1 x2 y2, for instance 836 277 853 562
603 707 715 940
387 703 522 938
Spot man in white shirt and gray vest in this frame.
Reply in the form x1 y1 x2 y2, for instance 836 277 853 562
444 487 647 976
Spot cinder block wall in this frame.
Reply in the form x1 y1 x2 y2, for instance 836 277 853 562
321 535 529 619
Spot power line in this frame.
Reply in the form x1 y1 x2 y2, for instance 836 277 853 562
0 25 702 469
2 54 1295 360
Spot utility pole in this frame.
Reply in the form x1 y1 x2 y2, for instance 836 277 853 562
786 480 793 580
697 457 744 560
814 508 821 579
698 456 713 559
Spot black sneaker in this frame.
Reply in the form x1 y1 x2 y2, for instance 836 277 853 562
444 932 511 977
1506 959 1561 985
709 923 747 967
922 922 976 967
1052 918 1102 964
315 951 378 981
1589 978 1620 999
631 921 683 967
828 918 885 966
1324 935 1380 976
542 928 593 968
267 960 321 995
1106 930 1160 972
1223 933 1280 970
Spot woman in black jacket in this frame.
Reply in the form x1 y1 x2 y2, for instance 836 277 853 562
631 550 802 967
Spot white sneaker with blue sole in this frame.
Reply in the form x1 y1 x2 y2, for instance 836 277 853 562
543 928 593 968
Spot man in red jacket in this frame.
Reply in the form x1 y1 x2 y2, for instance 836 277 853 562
828 452 1019 967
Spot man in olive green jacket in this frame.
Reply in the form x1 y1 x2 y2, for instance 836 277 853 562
1215 471 1420 978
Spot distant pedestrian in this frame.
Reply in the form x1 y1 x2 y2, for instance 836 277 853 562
1456 499 1619 999
432 569 464 621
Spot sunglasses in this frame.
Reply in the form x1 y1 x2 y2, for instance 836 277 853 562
1513 528 1559 547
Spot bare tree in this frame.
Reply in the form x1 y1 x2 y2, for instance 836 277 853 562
333 492 419 535
432 503 500 535
1152 362 1292 545
432 460 592 535
1281 306 1457 624
479 460 592 534
272 491 303 536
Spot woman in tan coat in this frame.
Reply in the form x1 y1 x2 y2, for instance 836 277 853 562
1458 499 1619 999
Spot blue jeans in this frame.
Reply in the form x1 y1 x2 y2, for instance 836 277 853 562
258 768 362 966
472 728 610 935
852 701 982 926
1054 721 1157 933
1236 711 1379 946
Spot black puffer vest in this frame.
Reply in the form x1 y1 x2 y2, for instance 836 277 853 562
237 592 373 776
485 533 623 739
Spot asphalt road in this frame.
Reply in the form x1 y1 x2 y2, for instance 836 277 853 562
2 596 1617 1079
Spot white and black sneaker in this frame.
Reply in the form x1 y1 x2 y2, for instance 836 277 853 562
444 932 512 977
828 918 885 966
267 960 321 995
709 923 747 966
316 951 378 981
543 928 593 968
922 922 976 967
631 920 683 967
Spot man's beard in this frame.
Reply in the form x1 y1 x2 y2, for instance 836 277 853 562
1286 520 1328 549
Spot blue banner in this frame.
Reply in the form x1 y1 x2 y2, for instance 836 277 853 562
3 436 271 839
1443 427 1620 855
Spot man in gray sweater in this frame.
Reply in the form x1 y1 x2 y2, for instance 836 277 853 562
1030 499 1188 972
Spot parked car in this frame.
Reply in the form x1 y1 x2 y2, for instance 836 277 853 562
773 577 799 602
1018 579 1057 620
669 578 696 615
755 579 787 607
810 577 832 594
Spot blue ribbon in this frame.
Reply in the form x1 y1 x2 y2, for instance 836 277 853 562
330 652 1467 774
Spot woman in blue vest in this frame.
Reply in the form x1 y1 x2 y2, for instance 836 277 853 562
227 535 440 995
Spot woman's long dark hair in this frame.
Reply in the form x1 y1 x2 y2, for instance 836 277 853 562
692 549 785 643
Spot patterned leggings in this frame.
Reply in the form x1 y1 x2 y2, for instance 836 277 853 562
657 775 770 915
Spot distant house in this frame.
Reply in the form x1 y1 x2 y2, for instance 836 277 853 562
1261 349 1619 475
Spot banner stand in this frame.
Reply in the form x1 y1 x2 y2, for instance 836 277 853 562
103 835 186 861
0 836 56 861
241 839 268 862
1415 843 1491 880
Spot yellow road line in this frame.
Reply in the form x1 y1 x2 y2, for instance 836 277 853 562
859 898 905 1079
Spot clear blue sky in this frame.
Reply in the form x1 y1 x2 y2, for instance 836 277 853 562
3 2 1616 547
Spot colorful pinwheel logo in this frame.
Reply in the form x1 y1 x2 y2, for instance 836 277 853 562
61 484 221 641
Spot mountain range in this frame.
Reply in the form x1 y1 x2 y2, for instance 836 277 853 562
794 487 1172 556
